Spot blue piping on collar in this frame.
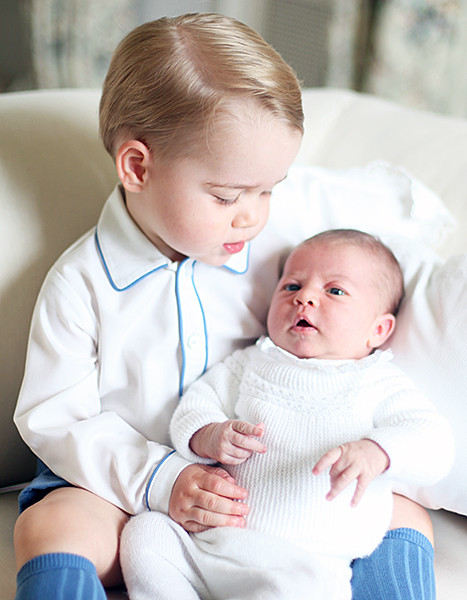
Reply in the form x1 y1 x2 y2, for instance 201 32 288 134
95 229 168 291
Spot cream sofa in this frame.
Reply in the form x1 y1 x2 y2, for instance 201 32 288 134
1 88 466 599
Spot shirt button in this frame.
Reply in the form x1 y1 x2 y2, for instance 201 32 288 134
187 334 201 349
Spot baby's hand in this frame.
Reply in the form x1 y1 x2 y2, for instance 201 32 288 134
190 420 266 465
313 439 390 507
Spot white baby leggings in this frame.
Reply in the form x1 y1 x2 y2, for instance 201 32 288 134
120 511 353 600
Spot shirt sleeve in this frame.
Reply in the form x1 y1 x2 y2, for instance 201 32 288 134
170 353 244 462
14 270 191 515
365 368 454 487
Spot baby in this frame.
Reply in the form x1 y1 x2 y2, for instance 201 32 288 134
121 229 454 599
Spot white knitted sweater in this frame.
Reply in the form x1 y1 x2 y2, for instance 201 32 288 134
171 337 453 559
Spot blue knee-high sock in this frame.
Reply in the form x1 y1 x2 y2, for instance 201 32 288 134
351 528 436 600
16 553 107 600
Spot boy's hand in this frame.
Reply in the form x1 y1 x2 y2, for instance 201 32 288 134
190 420 266 465
313 439 390 507
169 463 249 533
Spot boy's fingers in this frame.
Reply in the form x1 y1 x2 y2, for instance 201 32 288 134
182 509 246 533
180 495 248 532
200 467 248 499
211 468 237 484
186 468 250 530
169 465 250 532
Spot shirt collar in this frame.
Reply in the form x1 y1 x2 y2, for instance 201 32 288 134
257 336 393 369
95 186 250 290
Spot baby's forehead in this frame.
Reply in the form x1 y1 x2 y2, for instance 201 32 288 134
284 239 384 284
288 238 372 266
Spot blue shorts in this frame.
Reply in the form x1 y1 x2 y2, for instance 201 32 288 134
18 460 72 513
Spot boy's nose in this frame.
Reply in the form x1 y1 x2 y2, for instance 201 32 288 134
232 201 260 229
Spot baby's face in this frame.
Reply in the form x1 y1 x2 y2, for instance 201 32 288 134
267 240 392 360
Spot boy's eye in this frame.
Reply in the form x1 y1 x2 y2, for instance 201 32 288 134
327 287 345 296
214 195 239 205
284 283 301 292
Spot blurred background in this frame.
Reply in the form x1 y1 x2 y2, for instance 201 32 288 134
1 0 466 117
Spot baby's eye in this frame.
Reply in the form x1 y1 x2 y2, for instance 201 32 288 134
284 283 301 292
327 287 345 296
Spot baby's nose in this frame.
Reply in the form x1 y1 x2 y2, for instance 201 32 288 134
295 288 319 307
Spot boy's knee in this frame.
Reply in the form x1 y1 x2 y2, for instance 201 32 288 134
14 492 87 567
14 488 127 582
14 498 62 569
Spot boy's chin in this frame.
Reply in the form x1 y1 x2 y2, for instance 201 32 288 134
199 256 230 267
193 252 231 267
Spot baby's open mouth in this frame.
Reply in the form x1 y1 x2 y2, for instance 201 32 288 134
294 316 317 331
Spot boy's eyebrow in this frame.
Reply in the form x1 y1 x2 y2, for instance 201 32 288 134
206 174 288 190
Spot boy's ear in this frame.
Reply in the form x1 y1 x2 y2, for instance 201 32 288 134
367 314 396 350
116 140 152 192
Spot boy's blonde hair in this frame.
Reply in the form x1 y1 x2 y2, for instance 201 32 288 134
299 229 404 316
99 13 303 159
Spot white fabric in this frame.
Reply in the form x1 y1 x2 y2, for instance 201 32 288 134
172 339 452 554
384 245 467 514
121 340 452 599
121 511 352 600
270 161 456 251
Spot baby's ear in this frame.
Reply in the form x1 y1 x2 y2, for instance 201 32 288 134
116 140 152 192
368 314 396 350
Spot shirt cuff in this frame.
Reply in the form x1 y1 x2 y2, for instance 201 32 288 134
145 451 192 513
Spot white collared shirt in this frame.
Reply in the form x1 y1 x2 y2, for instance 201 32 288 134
14 186 292 514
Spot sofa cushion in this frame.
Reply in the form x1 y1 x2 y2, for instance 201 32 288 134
0 89 116 487
388 247 467 516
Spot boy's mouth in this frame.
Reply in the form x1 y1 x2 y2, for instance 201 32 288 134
224 241 245 254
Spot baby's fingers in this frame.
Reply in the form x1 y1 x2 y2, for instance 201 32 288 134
312 446 342 476
350 474 371 507
314 445 359 502
231 421 267 455
231 421 265 438
325 464 359 501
